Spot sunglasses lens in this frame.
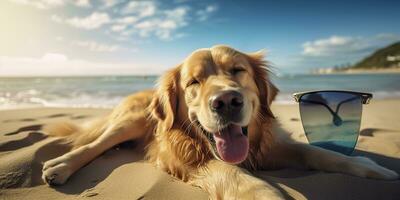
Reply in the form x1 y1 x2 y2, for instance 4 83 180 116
299 92 362 155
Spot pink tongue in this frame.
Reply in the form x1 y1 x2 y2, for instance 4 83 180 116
213 124 249 164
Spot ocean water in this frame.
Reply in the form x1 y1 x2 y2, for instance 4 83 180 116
1 74 399 109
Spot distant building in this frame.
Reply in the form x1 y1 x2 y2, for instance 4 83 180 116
386 55 400 67
312 68 334 74
387 55 400 62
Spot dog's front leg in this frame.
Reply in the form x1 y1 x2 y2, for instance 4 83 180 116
42 114 149 185
190 160 284 200
270 142 399 180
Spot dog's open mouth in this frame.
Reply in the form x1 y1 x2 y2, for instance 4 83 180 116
204 124 249 164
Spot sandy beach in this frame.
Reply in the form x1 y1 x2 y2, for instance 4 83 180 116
0 100 399 200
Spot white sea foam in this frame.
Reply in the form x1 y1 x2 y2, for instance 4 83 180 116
0 74 399 109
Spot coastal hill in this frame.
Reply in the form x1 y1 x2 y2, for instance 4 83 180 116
314 41 400 74
352 41 400 69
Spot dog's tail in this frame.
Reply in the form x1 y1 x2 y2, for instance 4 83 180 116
43 118 107 148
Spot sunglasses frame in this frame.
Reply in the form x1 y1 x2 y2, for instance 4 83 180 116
293 90 373 104
292 90 373 155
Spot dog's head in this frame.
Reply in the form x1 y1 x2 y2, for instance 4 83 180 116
150 45 278 164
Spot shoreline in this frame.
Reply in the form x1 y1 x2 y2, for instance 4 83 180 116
2 98 400 110
312 67 400 75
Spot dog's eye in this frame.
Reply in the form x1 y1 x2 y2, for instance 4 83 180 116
187 79 199 87
230 67 246 75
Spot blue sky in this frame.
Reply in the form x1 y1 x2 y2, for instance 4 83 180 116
0 0 399 76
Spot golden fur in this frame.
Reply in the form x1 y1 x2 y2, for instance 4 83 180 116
42 45 398 199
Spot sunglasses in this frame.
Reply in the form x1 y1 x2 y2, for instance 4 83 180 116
293 90 373 155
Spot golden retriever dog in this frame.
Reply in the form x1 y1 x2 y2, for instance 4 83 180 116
42 45 398 199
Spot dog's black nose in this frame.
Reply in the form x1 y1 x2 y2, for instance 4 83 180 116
210 90 243 115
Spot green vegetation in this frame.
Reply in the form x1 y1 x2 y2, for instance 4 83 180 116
352 42 400 69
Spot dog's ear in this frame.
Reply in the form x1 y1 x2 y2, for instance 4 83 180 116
266 78 278 106
246 50 279 119
150 66 181 132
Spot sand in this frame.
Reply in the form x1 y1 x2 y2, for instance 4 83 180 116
0 100 399 200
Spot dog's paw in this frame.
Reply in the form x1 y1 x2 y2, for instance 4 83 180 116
349 156 399 180
252 188 285 200
42 156 75 185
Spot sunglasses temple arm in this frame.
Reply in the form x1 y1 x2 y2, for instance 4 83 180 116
300 100 338 118
362 94 373 104
335 96 360 114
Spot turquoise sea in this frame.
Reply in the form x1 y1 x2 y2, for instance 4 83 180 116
1 74 399 109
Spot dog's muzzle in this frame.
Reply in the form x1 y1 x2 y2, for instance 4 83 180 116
209 90 244 122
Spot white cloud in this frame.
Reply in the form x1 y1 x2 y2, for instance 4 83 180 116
111 24 127 32
106 4 194 41
277 33 400 72
302 35 371 57
74 0 91 7
109 16 139 33
196 5 218 21
9 0 92 9
8 0 65 9
120 29 135 37
51 14 64 23
131 6 189 40
18 0 219 42
165 6 188 23
121 1 157 17
66 12 111 30
72 40 119 52
41 53 68 62
302 34 400 58
375 33 400 41
52 13 111 30
100 0 121 8
115 16 139 24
